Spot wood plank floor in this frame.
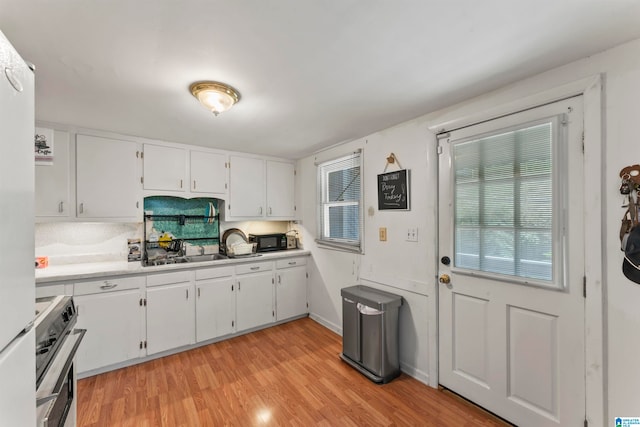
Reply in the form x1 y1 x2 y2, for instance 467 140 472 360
77 318 509 426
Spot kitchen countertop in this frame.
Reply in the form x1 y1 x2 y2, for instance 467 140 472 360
36 249 311 284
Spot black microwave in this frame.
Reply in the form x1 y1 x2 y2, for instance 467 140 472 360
248 233 288 252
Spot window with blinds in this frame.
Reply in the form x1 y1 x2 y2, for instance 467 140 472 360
317 151 363 252
453 118 561 284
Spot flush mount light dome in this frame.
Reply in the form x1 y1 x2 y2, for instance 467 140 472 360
189 81 241 116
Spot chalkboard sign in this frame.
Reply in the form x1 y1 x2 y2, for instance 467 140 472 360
377 169 410 210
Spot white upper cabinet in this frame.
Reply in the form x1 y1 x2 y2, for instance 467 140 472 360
190 150 227 194
227 155 296 220
143 144 187 192
266 160 295 218
76 134 142 220
228 155 266 218
35 130 71 218
143 144 227 197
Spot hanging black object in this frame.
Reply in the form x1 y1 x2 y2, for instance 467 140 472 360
623 226 640 285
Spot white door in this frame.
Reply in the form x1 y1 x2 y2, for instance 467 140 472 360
236 272 274 331
76 134 141 219
75 289 144 373
266 160 295 218
35 130 70 217
190 150 227 194
438 98 585 427
228 155 265 218
146 283 195 355
195 277 236 342
276 266 307 321
143 143 187 192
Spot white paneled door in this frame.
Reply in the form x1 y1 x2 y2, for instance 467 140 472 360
437 98 585 427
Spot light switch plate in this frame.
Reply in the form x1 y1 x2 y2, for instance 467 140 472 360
406 227 418 242
379 227 387 241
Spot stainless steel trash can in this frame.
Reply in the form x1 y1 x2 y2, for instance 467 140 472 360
340 285 403 383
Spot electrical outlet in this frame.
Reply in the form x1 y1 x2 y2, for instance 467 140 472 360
406 227 418 242
379 227 387 241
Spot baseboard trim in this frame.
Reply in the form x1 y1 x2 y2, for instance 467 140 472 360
308 312 342 335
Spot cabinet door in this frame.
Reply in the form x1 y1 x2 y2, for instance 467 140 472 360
236 272 274 331
35 130 70 217
228 156 265 218
276 266 308 320
74 289 144 374
146 282 195 355
143 144 187 191
76 135 141 219
196 277 235 342
266 160 295 218
190 150 227 194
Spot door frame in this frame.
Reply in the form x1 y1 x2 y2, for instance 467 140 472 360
427 75 604 426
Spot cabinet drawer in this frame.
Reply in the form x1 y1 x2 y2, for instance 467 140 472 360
74 276 145 295
235 262 273 275
195 266 234 281
147 270 192 287
276 257 307 269
37 284 68 298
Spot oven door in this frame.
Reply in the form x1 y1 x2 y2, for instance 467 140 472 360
36 329 86 427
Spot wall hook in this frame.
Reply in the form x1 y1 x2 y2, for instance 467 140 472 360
384 152 403 172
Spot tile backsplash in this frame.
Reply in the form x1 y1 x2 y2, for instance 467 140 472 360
144 196 220 244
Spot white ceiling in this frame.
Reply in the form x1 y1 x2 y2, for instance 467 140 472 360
2 1 640 159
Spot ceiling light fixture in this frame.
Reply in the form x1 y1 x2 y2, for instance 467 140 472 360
189 81 241 116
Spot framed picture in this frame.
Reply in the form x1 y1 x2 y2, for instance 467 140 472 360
35 127 54 164
377 169 410 210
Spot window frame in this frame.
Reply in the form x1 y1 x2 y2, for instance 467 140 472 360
315 150 364 253
449 114 567 290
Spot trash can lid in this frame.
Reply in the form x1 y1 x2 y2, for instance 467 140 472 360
341 285 403 310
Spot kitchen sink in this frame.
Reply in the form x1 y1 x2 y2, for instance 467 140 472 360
144 253 228 266
183 254 228 262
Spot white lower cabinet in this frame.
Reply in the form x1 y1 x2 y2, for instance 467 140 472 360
195 266 236 342
66 255 308 376
74 276 145 374
275 257 308 321
146 271 195 355
235 262 274 332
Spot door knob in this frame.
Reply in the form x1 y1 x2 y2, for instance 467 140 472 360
439 274 451 284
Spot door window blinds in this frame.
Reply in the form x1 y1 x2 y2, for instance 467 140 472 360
453 119 561 283
317 151 362 252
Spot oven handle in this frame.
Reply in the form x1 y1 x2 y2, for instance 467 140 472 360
36 393 59 407
36 328 86 406
53 329 86 393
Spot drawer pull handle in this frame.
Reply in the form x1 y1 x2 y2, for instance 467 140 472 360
100 282 117 290
288 261 296 265
250 266 260 271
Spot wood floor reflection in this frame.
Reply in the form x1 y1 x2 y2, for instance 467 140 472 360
77 317 508 426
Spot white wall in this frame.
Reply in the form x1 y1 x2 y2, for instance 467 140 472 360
297 123 438 384
298 36 640 421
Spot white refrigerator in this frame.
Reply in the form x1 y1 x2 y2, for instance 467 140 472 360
0 29 36 426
